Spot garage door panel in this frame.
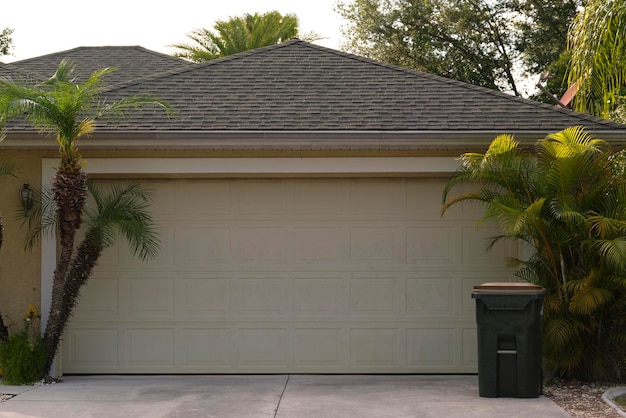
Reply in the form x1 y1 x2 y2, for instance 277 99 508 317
177 277 231 316
237 180 289 216
406 277 455 318
233 277 289 317
293 277 345 317
294 180 345 215
65 328 119 369
462 328 479 368
178 226 231 265
63 177 519 374
235 328 290 370
350 328 402 369
97 245 121 268
126 328 175 368
294 328 346 369
350 227 403 263
406 328 455 368
294 227 346 264
350 277 402 317
73 276 120 319
126 277 175 318
177 328 231 369
181 180 232 215
234 228 289 264
407 226 455 265
406 179 451 220
142 180 177 216
350 180 405 216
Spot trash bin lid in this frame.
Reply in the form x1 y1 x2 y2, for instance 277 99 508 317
472 282 545 295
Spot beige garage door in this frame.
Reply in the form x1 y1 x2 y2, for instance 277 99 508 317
62 177 518 374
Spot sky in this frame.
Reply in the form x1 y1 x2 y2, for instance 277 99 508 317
1 0 348 63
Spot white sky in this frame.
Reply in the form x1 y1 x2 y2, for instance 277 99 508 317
1 0 347 63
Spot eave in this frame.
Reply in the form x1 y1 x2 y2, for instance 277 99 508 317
3 129 626 152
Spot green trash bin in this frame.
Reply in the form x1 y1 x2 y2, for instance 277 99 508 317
472 282 545 398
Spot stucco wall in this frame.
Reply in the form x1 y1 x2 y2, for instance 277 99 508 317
0 150 43 331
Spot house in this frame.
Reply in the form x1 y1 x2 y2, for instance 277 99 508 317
1 40 624 375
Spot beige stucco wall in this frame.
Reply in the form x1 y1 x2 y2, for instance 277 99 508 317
0 149 43 331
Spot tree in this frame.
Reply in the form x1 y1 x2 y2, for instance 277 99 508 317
567 0 626 121
513 0 581 100
0 60 171 379
337 0 579 97
172 11 315 62
0 28 13 58
442 126 626 381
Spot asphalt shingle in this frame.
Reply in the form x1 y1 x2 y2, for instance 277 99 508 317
4 40 626 137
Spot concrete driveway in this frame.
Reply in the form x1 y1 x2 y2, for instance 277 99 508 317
0 375 570 418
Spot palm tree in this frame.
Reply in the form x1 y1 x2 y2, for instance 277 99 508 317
442 126 626 381
567 0 626 120
172 11 319 62
0 60 170 378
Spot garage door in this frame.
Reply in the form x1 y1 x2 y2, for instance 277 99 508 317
62 177 518 374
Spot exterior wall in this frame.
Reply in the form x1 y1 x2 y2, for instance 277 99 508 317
0 150 43 330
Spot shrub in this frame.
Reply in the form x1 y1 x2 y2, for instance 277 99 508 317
0 332 46 385
0 300 46 385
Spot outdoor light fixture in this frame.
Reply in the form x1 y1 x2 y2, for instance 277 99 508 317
19 183 33 212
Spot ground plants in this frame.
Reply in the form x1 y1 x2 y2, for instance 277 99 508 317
442 126 626 381
0 302 45 385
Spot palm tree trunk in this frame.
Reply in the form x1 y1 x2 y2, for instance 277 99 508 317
42 169 88 377
41 236 102 378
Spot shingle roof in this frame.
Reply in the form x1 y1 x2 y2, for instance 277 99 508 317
3 40 625 151
0 62 42 84
7 46 193 87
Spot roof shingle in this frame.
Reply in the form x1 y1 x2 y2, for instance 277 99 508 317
4 40 626 147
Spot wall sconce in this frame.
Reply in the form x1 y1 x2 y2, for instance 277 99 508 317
19 183 33 212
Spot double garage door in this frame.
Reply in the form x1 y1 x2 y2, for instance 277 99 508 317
62 177 517 374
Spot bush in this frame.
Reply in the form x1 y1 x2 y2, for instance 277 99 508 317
0 332 45 385
0 300 45 385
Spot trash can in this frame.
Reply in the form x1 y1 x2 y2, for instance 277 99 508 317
472 282 544 398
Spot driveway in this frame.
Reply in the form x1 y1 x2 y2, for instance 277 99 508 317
0 375 570 418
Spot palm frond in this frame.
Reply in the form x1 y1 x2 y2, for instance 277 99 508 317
15 185 57 251
587 238 626 273
569 285 614 315
0 158 18 178
84 182 160 261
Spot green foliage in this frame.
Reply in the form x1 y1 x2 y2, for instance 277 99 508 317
84 181 160 261
0 28 13 58
443 126 626 381
337 0 579 97
0 302 45 385
172 11 316 62
568 0 626 120
0 333 46 385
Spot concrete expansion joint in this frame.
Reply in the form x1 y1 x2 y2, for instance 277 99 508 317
274 374 291 418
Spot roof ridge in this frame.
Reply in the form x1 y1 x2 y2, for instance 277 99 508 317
102 39 303 93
